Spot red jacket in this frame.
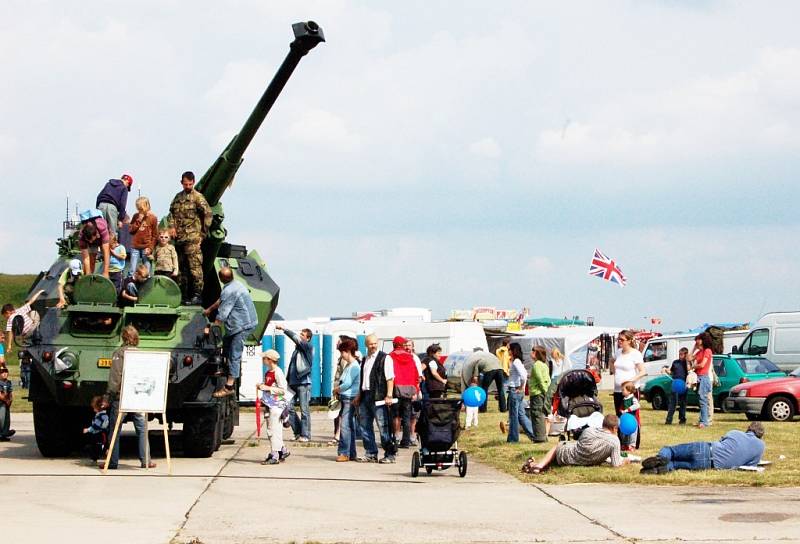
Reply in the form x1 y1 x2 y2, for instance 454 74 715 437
391 348 419 387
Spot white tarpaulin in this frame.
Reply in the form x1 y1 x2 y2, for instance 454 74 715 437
508 326 623 369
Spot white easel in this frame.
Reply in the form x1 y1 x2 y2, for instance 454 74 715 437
103 350 172 475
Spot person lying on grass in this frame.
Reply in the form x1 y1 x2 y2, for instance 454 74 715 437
521 414 628 474
640 421 765 475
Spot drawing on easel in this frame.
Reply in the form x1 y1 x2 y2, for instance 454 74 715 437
120 351 170 413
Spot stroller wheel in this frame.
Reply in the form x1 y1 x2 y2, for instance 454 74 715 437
426 466 434 475
458 451 468 477
411 451 420 477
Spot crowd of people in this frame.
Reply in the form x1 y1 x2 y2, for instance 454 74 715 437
69 171 211 307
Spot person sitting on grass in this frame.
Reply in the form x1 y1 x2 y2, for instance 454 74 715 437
521 414 627 474
640 422 765 474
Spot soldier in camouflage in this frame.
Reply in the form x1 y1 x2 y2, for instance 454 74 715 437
167 171 212 305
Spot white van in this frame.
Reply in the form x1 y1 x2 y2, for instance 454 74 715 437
369 321 487 355
642 330 749 377
733 312 800 372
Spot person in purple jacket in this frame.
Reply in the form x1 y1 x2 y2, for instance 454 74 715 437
96 174 134 237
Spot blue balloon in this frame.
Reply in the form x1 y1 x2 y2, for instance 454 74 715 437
463 386 487 408
671 379 687 394
619 412 638 436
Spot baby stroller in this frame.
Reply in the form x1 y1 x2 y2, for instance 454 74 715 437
551 369 603 441
411 398 467 477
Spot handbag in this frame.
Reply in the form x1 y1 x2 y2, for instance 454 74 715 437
394 385 417 399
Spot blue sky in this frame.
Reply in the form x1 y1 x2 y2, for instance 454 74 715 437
1 1 799 330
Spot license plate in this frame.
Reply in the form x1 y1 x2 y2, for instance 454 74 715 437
97 358 112 368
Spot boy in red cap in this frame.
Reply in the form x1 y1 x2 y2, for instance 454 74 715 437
95 174 133 238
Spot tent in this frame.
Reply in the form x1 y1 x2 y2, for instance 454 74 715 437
523 317 587 327
510 326 623 369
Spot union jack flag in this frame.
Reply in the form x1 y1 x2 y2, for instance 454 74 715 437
588 248 627 287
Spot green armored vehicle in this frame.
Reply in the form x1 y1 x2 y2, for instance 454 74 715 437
19 22 325 457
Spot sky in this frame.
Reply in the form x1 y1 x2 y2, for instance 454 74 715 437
1 1 799 331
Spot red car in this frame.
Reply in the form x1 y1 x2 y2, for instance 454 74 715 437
725 367 800 421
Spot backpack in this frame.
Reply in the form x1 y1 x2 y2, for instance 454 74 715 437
705 326 725 355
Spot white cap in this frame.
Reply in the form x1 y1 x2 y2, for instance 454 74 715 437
261 349 280 361
69 259 82 276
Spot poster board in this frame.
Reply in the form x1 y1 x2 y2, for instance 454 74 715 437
119 350 171 413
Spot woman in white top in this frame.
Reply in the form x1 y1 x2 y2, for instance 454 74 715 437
259 349 290 465
609 330 646 448
504 343 536 443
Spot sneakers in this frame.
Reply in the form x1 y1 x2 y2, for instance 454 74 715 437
379 456 396 464
357 455 378 463
5 430 15 438
141 461 157 469
99 462 118 470
279 449 291 462
641 455 668 470
297 436 309 443
262 455 279 465
640 465 670 475
336 454 350 462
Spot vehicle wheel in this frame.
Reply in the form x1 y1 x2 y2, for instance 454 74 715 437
764 396 795 422
650 388 667 411
411 451 420 477
222 395 236 440
717 394 730 413
33 402 84 457
426 466 433 475
458 451 468 477
746 413 760 421
182 405 220 457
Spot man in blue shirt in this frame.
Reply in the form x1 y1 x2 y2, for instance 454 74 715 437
204 267 258 398
276 324 313 442
641 422 765 474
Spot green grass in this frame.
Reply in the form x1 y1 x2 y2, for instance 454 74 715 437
459 395 800 486
1 273 39 413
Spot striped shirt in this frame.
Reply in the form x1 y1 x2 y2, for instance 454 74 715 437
555 427 623 467
5 304 38 336
508 358 527 388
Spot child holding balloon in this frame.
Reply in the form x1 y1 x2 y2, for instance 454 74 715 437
619 381 641 451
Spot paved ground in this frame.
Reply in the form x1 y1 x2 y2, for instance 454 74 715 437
2 412 799 544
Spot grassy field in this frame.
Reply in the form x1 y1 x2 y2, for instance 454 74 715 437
1 274 38 413
458 395 800 486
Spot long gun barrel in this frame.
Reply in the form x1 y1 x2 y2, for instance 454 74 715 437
196 21 325 206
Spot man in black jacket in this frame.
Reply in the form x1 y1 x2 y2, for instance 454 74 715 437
355 334 396 463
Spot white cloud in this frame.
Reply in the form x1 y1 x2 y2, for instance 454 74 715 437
287 109 361 152
535 47 800 166
469 137 501 158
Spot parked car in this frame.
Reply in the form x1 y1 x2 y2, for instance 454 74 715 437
642 355 785 412
724 366 800 421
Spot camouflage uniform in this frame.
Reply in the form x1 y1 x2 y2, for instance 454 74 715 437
168 189 212 300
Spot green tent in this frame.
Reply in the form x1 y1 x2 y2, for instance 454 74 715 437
523 317 586 327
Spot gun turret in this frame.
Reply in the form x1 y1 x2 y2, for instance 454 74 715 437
197 21 325 281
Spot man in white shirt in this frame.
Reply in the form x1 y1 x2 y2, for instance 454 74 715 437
354 334 396 463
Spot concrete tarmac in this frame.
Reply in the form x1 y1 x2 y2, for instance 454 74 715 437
2 412 798 544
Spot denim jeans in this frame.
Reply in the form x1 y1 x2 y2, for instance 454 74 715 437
20 365 31 389
223 328 252 379
338 397 357 458
358 391 378 457
374 403 396 458
666 391 687 424
0 403 10 437
289 384 311 439
507 389 534 442
108 401 148 467
658 441 713 471
479 369 507 413
129 248 152 277
697 374 712 425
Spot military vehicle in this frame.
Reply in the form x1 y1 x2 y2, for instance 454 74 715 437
16 21 325 457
